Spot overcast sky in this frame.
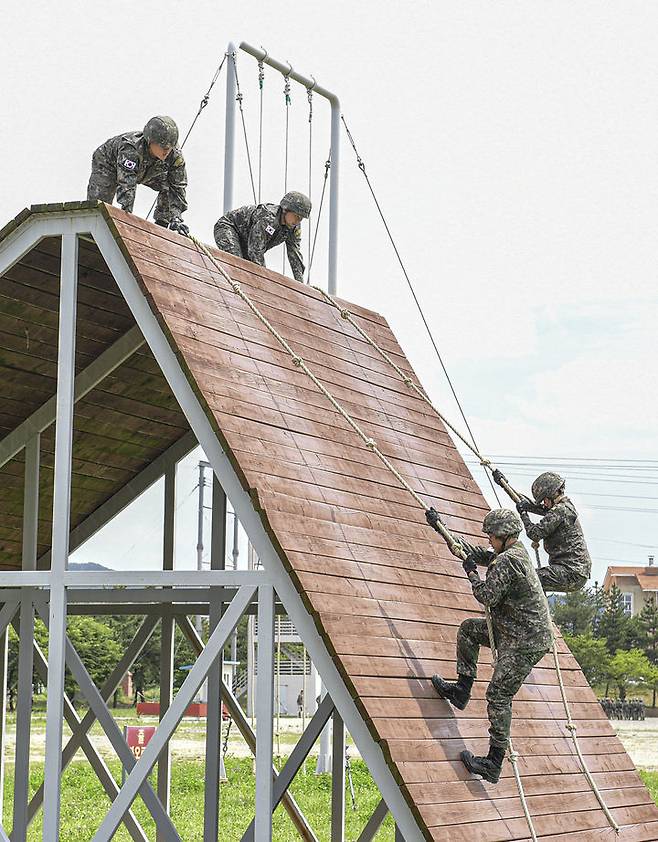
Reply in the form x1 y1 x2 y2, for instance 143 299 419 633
2 1 657 585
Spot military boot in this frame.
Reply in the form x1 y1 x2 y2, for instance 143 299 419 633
430 674 473 710
460 744 506 784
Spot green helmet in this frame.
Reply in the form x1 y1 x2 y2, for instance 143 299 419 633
143 116 179 148
482 508 522 538
280 191 312 219
531 471 565 504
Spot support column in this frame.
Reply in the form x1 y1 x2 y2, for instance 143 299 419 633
223 42 237 214
157 466 176 841
331 711 345 842
316 682 332 774
254 585 275 842
12 595 34 842
0 630 8 820
43 231 78 840
203 476 227 841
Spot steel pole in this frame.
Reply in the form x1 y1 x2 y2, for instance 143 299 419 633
239 42 340 293
224 42 238 214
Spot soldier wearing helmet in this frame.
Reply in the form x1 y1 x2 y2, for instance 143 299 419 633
425 507 552 784
86 116 189 234
213 191 311 282
492 469 592 593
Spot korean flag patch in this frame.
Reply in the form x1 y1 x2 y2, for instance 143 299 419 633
122 158 137 171
265 224 275 235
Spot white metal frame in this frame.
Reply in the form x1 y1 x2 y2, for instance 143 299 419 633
0 209 422 841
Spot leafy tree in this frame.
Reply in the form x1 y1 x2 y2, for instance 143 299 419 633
596 585 630 655
551 588 596 636
564 632 611 688
608 648 654 700
639 599 658 707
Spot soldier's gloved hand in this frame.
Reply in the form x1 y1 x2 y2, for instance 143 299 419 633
492 468 507 486
470 546 495 567
425 507 444 533
462 555 478 576
169 217 189 236
516 498 531 515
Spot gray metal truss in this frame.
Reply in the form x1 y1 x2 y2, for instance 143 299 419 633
0 211 422 842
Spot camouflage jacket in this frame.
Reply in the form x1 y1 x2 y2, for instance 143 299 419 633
217 203 305 282
520 496 591 578
462 539 552 653
93 131 187 222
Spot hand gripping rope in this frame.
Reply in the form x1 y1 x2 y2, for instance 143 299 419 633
187 235 539 841
314 287 621 835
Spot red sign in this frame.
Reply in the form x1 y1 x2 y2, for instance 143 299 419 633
125 725 156 760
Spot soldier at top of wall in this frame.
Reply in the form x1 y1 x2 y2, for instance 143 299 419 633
87 115 189 235
493 469 592 594
214 192 311 283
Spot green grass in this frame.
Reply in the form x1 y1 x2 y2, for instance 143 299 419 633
3 757 395 841
640 771 658 804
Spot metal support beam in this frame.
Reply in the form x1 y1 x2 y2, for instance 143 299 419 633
0 325 144 470
331 711 346 842
157 466 176 842
92 585 256 842
176 615 318 842
241 694 334 841
239 42 341 293
223 42 237 214
203 477 226 841
21 435 39 570
12 596 34 842
255 584 275 842
356 800 388 842
43 231 78 840
395 826 405 841
0 630 8 821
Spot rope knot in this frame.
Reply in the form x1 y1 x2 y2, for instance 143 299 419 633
365 438 377 451
291 355 303 368
340 309 350 320
480 458 491 467
508 750 519 762
231 282 242 294
403 376 413 386
566 722 577 732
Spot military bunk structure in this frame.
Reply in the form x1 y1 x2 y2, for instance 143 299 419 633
0 201 656 841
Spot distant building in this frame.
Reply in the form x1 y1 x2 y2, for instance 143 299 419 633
603 556 658 617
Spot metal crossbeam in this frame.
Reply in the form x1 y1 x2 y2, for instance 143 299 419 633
357 799 389 842
0 325 144 470
92 585 256 842
241 694 334 841
0 570 266 588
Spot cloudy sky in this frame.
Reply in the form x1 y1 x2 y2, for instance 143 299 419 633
2 1 657 584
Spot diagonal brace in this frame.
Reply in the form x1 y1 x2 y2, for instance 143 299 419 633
92 585 256 842
357 799 389 842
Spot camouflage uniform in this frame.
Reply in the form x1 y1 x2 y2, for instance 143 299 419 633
457 539 552 749
87 131 187 225
519 496 591 593
214 203 305 282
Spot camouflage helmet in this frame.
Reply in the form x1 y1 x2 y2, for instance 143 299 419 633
143 116 179 148
482 508 523 538
280 191 312 219
531 471 565 504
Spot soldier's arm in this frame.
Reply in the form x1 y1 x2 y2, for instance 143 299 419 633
114 144 140 213
285 225 305 282
166 152 188 220
520 506 564 543
468 558 513 608
246 210 271 266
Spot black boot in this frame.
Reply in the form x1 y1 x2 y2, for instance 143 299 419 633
460 744 506 784
430 674 473 710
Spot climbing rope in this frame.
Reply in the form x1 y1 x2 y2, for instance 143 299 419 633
257 57 265 204
282 71 292 273
307 152 331 283
146 52 228 220
188 233 538 841
231 53 257 204
313 289 620 834
306 81 315 281
340 115 501 506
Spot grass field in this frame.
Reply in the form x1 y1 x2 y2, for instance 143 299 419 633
2 757 396 841
4 760 657 841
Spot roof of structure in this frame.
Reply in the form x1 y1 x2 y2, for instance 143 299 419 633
604 566 658 593
1 202 657 840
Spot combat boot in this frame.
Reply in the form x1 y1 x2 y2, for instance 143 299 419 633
460 744 506 784
430 674 473 710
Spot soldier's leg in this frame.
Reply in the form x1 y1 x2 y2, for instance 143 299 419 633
213 222 245 257
86 151 117 203
538 564 588 594
486 648 546 750
456 618 491 679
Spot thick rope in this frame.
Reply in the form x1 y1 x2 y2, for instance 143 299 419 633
188 234 538 840
282 75 291 273
314 288 619 834
307 85 314 281
307 153 331 282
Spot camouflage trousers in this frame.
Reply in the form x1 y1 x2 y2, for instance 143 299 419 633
538 564 588 594
456 618 547 749
213 222 245 258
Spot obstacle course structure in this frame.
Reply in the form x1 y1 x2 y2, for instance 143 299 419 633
0 202 656 840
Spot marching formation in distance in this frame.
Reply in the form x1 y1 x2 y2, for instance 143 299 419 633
85 115 593 788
